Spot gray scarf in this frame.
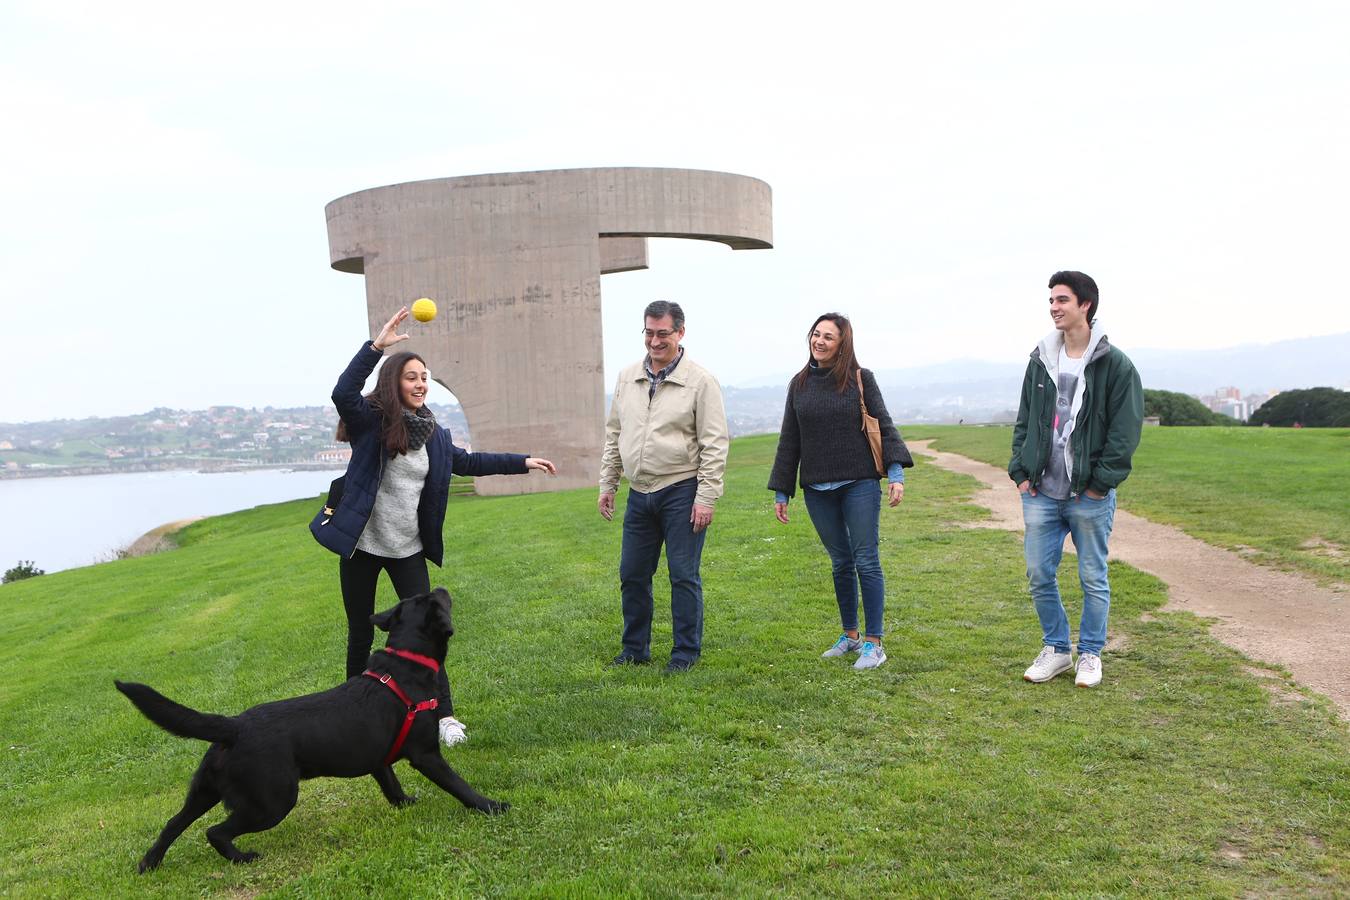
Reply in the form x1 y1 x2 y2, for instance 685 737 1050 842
403 407 436 451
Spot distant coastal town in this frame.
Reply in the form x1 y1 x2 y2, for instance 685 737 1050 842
0 403 470 479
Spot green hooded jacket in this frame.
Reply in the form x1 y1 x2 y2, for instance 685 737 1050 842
1008 328 1144 496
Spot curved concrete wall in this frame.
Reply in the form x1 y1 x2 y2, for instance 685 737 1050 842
325 167 772 494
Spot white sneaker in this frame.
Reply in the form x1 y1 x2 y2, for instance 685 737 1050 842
853 641 887 670
1023 646 1073 683
1075 653 1102 688
438 715 468 747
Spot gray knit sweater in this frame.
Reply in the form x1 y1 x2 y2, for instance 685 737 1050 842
356 445 429 558
766 367 913 498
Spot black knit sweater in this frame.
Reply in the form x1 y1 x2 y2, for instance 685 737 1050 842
766 366 914 498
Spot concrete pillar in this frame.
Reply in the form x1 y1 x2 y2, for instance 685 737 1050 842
325 168 773 494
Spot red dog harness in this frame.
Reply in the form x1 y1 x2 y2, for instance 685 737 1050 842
363 647 440 765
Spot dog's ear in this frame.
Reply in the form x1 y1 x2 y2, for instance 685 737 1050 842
430 587 454 638
371 604 400 632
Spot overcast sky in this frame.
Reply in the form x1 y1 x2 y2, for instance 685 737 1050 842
3 0 1348 422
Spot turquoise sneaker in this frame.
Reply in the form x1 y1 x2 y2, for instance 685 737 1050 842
853 641 887 670
822 634 863 658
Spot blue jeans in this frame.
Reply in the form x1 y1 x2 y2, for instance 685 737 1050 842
803 479 885 639
619 478 707 663
1021 489 1116 655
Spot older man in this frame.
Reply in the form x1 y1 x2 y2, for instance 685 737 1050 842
598 301 729 673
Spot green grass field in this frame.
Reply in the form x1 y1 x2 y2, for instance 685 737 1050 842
907 424 1350 587
1 434 1346 897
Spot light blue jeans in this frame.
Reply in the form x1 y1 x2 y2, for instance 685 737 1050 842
1021 488 1116 655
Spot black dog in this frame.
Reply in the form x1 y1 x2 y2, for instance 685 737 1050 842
115 587 506 872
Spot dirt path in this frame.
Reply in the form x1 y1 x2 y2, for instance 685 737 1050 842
911 441 1350 719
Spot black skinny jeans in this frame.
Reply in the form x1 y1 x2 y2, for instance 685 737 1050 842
339 548 453 714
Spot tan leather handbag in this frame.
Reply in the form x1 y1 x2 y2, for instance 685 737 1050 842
856 369 884 475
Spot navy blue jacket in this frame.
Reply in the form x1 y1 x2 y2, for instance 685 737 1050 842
309 341 528 566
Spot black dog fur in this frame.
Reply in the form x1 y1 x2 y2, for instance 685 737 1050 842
115 587 506 872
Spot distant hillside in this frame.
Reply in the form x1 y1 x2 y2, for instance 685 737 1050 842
1128 333 1350 394
730 332 1350 425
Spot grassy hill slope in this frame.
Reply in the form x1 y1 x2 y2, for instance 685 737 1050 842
1 435 1346 897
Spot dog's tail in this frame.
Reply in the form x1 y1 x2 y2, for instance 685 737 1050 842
114 680 238 746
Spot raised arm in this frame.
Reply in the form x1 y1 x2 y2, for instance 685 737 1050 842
332 308 413 429
371 307 412 352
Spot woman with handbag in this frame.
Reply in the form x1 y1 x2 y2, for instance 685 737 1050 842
766 313 913 670
311 306 557 745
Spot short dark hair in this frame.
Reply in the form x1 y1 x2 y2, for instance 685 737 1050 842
1048 271 1099 324
643 301 685 331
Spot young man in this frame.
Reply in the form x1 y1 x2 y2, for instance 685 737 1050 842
1009 271 1143 688
598 301 729 673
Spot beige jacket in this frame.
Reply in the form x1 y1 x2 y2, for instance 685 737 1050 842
598 353 729 507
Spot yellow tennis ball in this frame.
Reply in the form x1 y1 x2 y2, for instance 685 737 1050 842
411 298 437 322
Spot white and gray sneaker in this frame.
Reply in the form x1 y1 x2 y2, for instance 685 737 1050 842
822 633 863 658
1023 646 1074 683
853 641 887 670
438 715 468 747
1075 653 1103 688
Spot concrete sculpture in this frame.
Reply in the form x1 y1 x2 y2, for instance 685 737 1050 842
325 168 773 494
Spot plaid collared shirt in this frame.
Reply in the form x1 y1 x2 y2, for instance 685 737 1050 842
644 347 685 399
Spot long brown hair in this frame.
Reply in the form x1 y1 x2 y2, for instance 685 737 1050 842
792 313 859 394
334 351 425 455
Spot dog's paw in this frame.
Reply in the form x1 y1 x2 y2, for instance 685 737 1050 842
477 799 510 816
392 794 418 808
231 850 260 865
137 855 161 874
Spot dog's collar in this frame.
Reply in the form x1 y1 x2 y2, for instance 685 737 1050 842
379 646 440 673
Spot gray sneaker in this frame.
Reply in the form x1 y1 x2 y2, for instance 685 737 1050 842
853 641 887 670
822 633 863 658
1023 646 1074 683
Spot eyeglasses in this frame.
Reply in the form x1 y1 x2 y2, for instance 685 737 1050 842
641 329 679 339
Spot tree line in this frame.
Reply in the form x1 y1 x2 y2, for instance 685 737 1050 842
1144 388 1350 427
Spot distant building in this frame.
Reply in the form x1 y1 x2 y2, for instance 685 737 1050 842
1201 387 1249 420
315 448 352 463
1216 398 1250 421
